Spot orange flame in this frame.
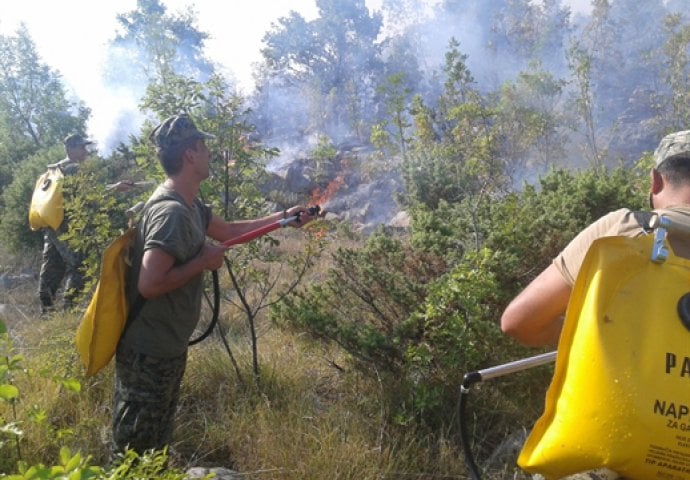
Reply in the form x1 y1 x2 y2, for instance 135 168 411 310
311 174 345 206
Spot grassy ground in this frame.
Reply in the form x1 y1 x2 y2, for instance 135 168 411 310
0 238 539 479
0 304 474 477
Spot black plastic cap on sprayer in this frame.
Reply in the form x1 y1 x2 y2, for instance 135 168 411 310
307 205 321 216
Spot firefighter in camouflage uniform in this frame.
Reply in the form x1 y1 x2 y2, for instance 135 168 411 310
111 114 317 457
37 134 91 314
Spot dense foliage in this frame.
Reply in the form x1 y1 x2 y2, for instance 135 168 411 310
274 162 648 435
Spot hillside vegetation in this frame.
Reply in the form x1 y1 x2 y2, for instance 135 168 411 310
0 0 687 478
0 162 648 478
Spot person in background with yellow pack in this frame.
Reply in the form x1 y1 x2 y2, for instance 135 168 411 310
111 113 318 458
37 134 93 315
500 129 690 479
38 134 137 315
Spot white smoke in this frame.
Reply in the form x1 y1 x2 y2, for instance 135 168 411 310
88 85 147 156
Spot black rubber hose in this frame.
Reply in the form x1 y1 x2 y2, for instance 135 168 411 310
189 269 221 346
460 371 483 480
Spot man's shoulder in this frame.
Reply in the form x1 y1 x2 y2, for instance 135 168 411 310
554 208 643 286
145 196 185 217
46 158 77 175
587 208 637 231
142 190 194 226
145 186 183 208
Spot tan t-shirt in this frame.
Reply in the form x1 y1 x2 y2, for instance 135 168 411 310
553 206 690 286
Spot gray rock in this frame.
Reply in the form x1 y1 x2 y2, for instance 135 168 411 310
186 466 241 480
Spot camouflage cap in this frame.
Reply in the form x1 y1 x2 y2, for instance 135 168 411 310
64 133 93 149
149 114 215 151
654 130 690 168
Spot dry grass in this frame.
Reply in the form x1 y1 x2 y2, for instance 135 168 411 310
1 310 474 478
0 237 479 479
178 325 470 479
0 245 43 332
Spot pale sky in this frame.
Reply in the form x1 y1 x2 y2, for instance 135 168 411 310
0 1 328 95
0 0 592 93
0 0 330 149
0 0 591 151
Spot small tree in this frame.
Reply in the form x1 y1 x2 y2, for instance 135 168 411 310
655 13 690 132
372 73 413 160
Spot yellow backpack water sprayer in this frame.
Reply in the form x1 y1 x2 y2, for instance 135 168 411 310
29 165 65 231
460 214 690 480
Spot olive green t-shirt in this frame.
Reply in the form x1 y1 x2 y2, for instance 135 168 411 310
553 206 690 286
120 185 212 358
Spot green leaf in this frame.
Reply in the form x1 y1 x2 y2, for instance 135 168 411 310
57 428 75 440
8 354 25 369
50 464 66 476
0 383 19 400
64 450 81 471
59 446 72 466
59 378 82 393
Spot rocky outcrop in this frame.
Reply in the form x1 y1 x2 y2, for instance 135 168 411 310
262 142 407 234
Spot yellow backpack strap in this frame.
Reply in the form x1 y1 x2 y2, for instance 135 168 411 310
632 210 655 232
120 201 148 327
125 201 146 229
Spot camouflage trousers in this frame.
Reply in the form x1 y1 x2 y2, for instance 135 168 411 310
112 344 187 455
38 229 84 312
